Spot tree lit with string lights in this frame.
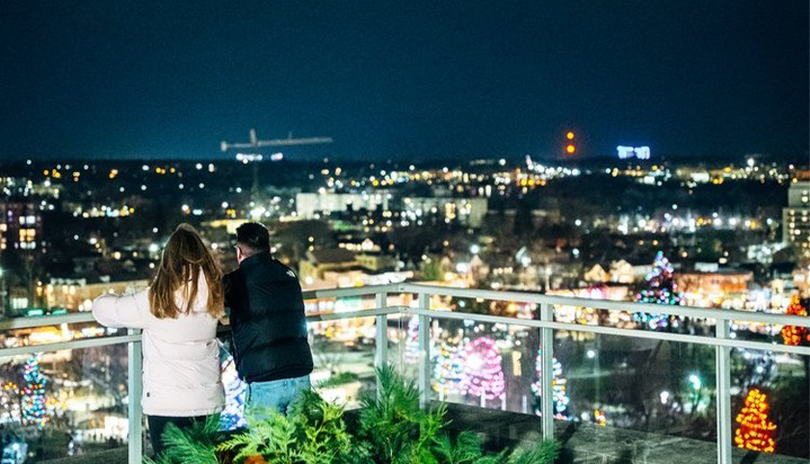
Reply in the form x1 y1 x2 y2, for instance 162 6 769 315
433 337 466 397
735 388 777 453
461 336 505 402
21 355 48 427
781 295 809 346
531 350 570 419
633 251 683 329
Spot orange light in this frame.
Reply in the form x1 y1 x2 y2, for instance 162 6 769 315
566 131 575 140
566 144 576 154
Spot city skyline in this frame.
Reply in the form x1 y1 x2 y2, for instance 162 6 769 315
1 0 808 161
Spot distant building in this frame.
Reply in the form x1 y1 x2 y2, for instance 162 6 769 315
583 264 610 283
793 267 810 298
296 192 389 219
299 248 357 281
45 276 150 311
298 248 409 290
402 197 488 228
782 181 810 256
500 208 562 226
607 260 652 284
609 260 635 284
676 269 753 307
0 201 42 251
355 252 398 273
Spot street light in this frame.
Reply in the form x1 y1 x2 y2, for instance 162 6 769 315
688 374 702 391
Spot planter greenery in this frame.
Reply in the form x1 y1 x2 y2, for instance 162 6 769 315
145 367 559 464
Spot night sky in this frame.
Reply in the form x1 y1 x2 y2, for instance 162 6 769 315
1 1 807 161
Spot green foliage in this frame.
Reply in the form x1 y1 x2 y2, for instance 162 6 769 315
153 367 559 464
218 390 351 464
506 441 560 464
433 431 501 464
145 415 220 464
356 365 447 464
217 407 297 463
289 390 352 463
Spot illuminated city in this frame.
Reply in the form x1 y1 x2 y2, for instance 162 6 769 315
0 1 808 463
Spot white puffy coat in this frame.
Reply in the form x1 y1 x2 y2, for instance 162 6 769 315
91 277 224 417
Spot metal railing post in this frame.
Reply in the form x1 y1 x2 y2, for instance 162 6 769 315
127 329 143 463
539 303 555 440
417 292 431 409
375 291 388 369
715 319 732 464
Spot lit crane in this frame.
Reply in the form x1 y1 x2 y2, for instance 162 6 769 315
220 128 333 153
219 128 333 201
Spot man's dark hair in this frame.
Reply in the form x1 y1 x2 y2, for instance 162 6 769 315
235 222 270 255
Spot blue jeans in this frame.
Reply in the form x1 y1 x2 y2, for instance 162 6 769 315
246 375 311 421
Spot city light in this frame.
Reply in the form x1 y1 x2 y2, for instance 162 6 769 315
617 146 651 160
0 3 807 461
0 145 804 461
688 374 702 391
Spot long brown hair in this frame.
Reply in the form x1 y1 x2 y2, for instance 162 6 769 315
148 224 224 319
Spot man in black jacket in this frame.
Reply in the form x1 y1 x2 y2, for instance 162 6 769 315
224 222 314 417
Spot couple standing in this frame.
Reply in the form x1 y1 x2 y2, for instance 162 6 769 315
92 222 313 457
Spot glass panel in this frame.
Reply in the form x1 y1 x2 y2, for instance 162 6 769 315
0 346 130 462
428 318 537 415
414 301 729 461
308 317 377 409
388 313 419 385
559 332 718 454
730 348 809 462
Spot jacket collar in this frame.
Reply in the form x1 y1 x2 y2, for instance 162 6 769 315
240 251 273 269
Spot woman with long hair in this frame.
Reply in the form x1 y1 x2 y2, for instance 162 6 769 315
92 224 225 457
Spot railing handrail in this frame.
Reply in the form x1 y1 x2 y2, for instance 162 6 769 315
397 283 810 328
301 283 395 300
1 282 808 334
405 307 810 356
0 306 404 358
0 311 97 331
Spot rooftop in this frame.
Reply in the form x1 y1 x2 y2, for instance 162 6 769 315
2 283 808 463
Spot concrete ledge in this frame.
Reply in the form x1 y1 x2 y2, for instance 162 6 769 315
440 403 808 464
39 447 127 464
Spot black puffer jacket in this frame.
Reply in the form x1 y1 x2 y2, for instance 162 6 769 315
224 252 313 383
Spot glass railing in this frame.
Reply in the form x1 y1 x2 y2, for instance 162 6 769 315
1 283 808 463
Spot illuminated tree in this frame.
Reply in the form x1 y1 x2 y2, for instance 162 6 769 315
734 388 777 453
21 355 48 427
531 350 570 419
432 338 466 397
633 251 682 329
461 336 505 401
780 295 808 346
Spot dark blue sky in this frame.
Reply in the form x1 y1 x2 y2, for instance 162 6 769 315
1 0 807 161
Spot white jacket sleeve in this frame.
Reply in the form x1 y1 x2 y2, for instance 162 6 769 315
91 289 151 329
